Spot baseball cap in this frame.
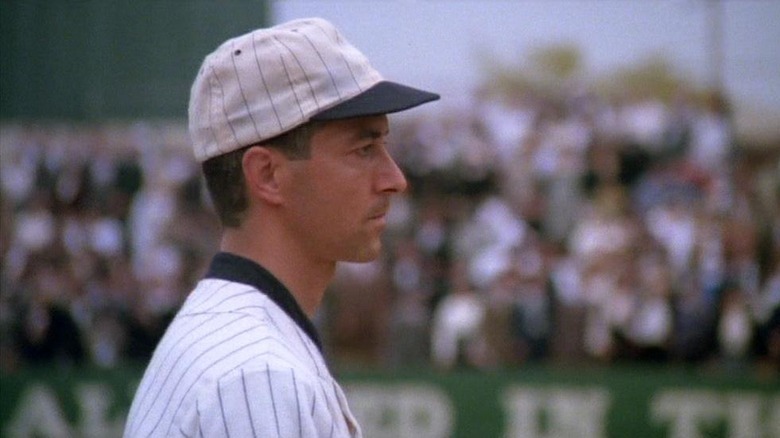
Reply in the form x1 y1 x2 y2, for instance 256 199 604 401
189 17 440 162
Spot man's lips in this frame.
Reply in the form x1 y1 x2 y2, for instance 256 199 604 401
367 200 390 221
368 213 388 227
368 211 387 220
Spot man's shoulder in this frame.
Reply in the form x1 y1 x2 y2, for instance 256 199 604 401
175 279 295 331
183 278 276 313
153 279 326 378
210 354 326 392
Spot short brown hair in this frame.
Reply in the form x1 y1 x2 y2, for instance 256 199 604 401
201 121 322 227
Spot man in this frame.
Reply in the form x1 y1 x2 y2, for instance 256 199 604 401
123 18 438 437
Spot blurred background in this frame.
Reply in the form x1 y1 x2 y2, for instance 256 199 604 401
1 1 778 437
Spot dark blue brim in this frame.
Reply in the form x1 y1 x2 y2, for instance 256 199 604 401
311 81 440 120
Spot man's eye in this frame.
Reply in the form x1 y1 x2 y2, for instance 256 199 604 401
355 144 375 157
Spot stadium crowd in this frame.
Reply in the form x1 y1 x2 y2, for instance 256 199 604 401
1 87 778 374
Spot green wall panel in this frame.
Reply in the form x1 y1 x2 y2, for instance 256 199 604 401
1 366 778 437
0 1 270 120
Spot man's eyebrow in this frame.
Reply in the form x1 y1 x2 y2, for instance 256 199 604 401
357 128 390 140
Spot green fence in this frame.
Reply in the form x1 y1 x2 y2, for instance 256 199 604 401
1 1 270 120
0 366 777 437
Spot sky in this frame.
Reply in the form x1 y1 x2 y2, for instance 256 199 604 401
273 0 780 139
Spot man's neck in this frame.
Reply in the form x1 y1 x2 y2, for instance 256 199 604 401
220 228 335 318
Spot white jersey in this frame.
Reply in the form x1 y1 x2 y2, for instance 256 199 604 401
124 253 361 437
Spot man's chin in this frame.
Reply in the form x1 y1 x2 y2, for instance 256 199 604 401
344 242 382 263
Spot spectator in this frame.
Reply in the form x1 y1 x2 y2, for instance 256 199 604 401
15 257 86 367
431 262 486 370
717 282 754 370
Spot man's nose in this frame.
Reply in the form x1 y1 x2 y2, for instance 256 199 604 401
377 151 408 194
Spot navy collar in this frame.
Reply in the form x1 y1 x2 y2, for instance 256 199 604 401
204 252 323 352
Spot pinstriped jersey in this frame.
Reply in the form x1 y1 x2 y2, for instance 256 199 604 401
124 253 362 437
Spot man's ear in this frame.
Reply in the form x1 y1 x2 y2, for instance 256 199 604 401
242 146 284 205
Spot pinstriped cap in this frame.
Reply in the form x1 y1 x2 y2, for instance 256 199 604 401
189 17 439 162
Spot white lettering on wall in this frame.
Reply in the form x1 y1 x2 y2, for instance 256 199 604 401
4 383 126 438
75 384 125 437
502 386 611 438
345 383 454 438
5 385 72 437
651 390 780 438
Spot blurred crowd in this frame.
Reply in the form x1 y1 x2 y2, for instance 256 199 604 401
1 87 778 374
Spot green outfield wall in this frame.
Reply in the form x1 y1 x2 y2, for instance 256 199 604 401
1 1 270 120
1 366 777 437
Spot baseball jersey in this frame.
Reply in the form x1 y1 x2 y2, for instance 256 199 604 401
124 252 362 437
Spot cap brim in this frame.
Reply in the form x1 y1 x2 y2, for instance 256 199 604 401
310 81 440 121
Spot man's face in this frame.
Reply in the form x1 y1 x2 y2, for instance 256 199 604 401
279 115 407 263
